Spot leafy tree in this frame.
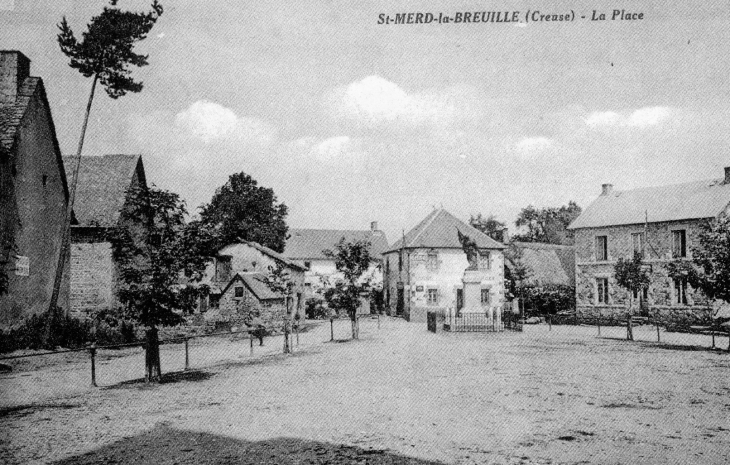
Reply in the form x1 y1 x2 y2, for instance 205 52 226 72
263 263 296 354
513 201 582 245
323 238 374 339
469 213 506 242
109 186 208 383
198 172 289 253
49 0 164 314
503 243 532 300
614 252 651 341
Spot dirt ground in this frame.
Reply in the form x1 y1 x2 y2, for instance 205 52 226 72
1 317 729 465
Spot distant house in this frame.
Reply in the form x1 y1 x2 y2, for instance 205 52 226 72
284 222 389 294
0 51 70 328
200 241 307 328
63 154 148 316
383 209 506 323
568 172 730 327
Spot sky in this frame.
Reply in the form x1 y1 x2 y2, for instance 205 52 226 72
2 0 730 243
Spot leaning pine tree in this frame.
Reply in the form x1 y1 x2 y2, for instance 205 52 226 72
109 186 208 383
614 252 651 341
48 0 164 321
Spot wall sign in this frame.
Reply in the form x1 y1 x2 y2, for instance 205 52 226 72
416 285 424 291
15 255 29 276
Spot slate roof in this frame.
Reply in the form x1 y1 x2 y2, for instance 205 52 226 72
63 155 145 228
0 75 69 199
285 228 389 260
222 272 283 301
568 179 730 230
233 241 307 272
386 209 506 253
506 242 575 286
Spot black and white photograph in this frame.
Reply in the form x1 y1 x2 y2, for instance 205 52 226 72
2 1 730 463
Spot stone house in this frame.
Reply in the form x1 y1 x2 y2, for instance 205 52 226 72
200 241 307 326
0 51 70 328
284 223 389 295
215 272 287 330
383 209 506 323
568 172 730 327
63 154 148 317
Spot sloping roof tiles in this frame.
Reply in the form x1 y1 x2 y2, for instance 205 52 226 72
506 242 575 286
285 228 389 260
222 272 283 301
237 241 307 271
63 154 144 228
386 209 506 253
569 179 730 230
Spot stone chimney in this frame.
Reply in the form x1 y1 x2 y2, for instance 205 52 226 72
501 227 510 245
601 183 614 196
0 51 31 104
370 221 378 231
724 167 730 184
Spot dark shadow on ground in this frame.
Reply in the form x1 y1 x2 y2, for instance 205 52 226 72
101 370 214 390
0 402 79 419
49 424 445 465
598 336 727 352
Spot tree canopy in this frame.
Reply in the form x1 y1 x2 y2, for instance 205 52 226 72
469 213 506 242
57 0 164 98
513 201 582 245
198 172 289 253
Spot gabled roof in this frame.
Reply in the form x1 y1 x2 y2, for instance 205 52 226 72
63 155 145 228
285 228 389 260
0 75 69 199
386 209 506 253
221 272 283 301
219 241 307 272
506 242 575 286
569 179 730 230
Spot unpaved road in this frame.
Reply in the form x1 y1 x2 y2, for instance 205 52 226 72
1 318 729 464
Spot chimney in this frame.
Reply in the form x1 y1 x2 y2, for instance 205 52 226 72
501 227 510 245
370 221 378 231
601 183 614 196
724 167 730 184
0 51 31 104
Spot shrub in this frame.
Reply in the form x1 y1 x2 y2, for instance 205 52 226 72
305 297 329 319
520 284 575 317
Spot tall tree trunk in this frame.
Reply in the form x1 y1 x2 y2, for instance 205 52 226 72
145 326 162 383
45 75 99 345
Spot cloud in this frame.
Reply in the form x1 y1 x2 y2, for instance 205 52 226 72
329 75 467 128
585 106 675 128
515 136 553 154
174 100 276 144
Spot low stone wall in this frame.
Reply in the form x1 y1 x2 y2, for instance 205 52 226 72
576 305 713 330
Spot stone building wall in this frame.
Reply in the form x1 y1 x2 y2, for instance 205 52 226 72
214 280 287 333
68 228 115 317
574 220 713 328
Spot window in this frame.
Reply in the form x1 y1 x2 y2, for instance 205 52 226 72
234 286 244 298
427 288 438 306
595 236 608 261
674 278 687 305
631 232 644 258
304 261 311 270
481 288 490 306
596 278 609 304
426 250 439 272
478 251 491 270
209 294 220 309
42 174 48 187
672 230 687 258
398 251 403 272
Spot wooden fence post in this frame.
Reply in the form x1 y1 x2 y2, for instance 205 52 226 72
654 310 660 342
89 344 97 387
184 337 190 371
330 318 334 341
250 332 254 356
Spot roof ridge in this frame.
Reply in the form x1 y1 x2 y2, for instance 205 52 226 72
407 208 443 247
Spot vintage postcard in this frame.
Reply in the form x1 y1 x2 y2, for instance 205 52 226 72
1 1 729 464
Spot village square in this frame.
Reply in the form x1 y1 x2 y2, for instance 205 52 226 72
2 1 730 464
